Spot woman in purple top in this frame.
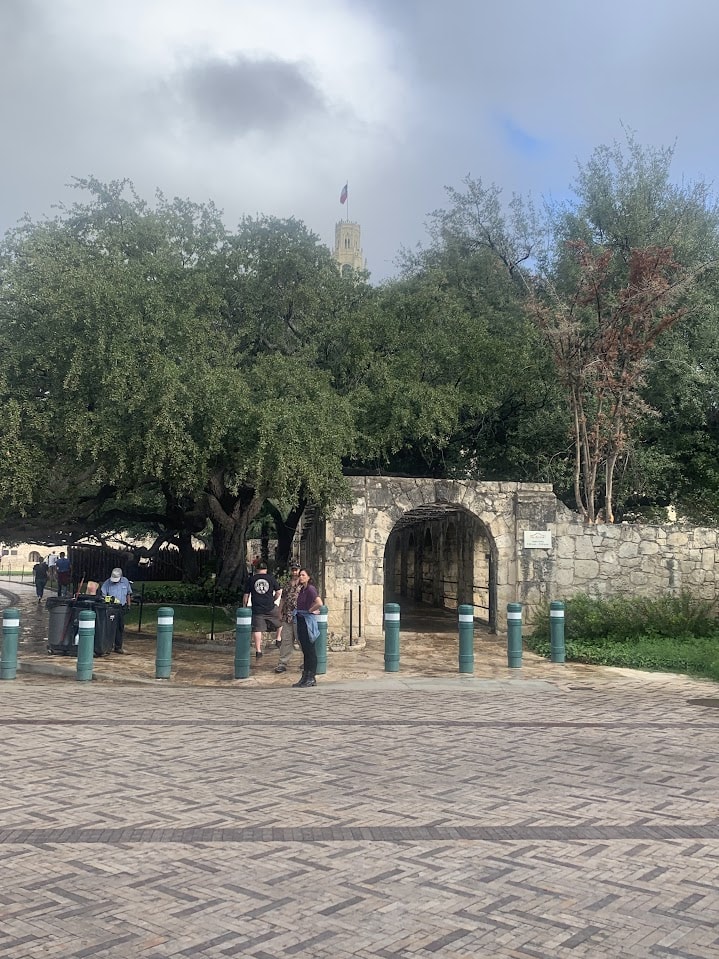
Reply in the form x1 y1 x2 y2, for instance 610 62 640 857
292 568 322 688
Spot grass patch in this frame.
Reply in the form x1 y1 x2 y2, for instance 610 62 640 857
125 603 236 637
526 593 719 682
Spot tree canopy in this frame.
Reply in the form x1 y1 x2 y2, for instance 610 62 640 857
3 133 719 585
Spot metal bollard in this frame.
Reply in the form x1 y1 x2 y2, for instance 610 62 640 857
507 602 523 668
155 606 174 679
458 604 474 674
76 608 95 682
550 600 566 663
384 603 400 672
1 607 20 680
316 605 328 675
234 607 252 679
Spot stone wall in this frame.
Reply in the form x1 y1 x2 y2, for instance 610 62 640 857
322 476 556 640
552 502 719 601
316 476 719 643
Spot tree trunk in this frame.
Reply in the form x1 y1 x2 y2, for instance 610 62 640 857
177 530 201 581
206 474 263 589
265 496 307 570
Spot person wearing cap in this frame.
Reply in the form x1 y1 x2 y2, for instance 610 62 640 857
100 567 133 654
274 562 302 674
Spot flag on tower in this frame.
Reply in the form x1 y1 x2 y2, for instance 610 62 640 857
339 183 348 204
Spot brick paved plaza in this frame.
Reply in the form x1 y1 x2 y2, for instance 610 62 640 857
2 659 719 958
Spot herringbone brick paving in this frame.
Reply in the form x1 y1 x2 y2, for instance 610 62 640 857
1 674 719 958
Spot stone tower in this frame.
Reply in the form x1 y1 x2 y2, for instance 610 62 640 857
334 220 364 272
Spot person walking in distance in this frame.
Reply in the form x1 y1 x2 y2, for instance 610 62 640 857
33 558 49 604
292 568 322 688
55 552 72 598
274 562 302 673
100 567 132 654
243 560 282 659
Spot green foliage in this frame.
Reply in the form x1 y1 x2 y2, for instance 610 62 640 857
529 592 719 642
138 581 245 606
527 593 719 681
527 634 719 683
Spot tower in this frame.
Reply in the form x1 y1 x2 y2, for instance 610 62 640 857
334 220 364 273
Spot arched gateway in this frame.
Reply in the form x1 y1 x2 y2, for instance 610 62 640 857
299 477 557 642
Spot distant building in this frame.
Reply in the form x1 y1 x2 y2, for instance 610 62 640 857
333 220 365 273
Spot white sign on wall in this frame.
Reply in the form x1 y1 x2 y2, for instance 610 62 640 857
523 530 553 550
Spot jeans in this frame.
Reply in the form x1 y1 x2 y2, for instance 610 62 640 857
297 615 317 676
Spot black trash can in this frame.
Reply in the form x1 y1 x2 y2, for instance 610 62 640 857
91 598 119 656
46 598 76 655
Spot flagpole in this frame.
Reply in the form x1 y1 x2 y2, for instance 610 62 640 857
346 181 349 222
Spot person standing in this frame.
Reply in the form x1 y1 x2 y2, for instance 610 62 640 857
100 567 132 654
274 563 301 674
243 561 282 659
46 551 57 589
55 552 72 598
292 568 322 688
33 558 49 604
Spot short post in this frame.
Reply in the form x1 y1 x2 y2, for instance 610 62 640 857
137 582 145 633
316 605 328 675
76 608 95 682
155 606 174 680
234 607 252 679
458 604 474 674
507 602 523 668
1 607 20 680
550 600 566 664
384 602 400 672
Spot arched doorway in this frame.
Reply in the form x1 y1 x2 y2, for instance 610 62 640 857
383 504 497 631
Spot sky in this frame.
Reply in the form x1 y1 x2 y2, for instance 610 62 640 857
1 0 718 282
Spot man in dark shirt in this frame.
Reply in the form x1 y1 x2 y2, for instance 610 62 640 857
243 561 282 659
55 552 72 598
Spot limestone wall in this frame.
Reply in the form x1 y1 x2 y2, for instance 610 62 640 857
553 503 719 601
318 476 719 643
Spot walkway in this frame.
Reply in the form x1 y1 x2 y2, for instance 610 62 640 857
1 581 719 957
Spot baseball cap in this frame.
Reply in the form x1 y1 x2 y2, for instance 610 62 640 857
290 562 300 570
110 568 123 582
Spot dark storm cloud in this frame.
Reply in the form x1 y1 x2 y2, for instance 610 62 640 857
179 54 326 138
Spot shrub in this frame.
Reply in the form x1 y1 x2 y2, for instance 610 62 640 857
528 592 719 643
137 582 245 606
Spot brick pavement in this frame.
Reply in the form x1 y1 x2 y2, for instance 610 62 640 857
2 581 719 957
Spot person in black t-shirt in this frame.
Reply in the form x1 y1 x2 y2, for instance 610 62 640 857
242 561 282 659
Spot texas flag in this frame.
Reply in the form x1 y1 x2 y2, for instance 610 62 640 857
339 183 348 204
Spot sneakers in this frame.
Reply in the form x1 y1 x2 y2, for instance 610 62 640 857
274 663 287 673
255 650 263 659
114 648 126 655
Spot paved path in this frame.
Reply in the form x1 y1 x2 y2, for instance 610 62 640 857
2 582 719 957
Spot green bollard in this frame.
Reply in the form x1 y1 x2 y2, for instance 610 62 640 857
1 607 20 680
507 602 523 668
156 606 174 679
458 604 474 674
76 608 95 682
234 607 252 679
384 602 400 672
550 600 566 663
316 605 328 676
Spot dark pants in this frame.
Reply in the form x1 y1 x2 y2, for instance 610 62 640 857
297 615 317 676
35 579 47 600
114 607 127 651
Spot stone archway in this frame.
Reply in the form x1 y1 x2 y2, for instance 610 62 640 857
383 504 496 628
320 476 558 642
